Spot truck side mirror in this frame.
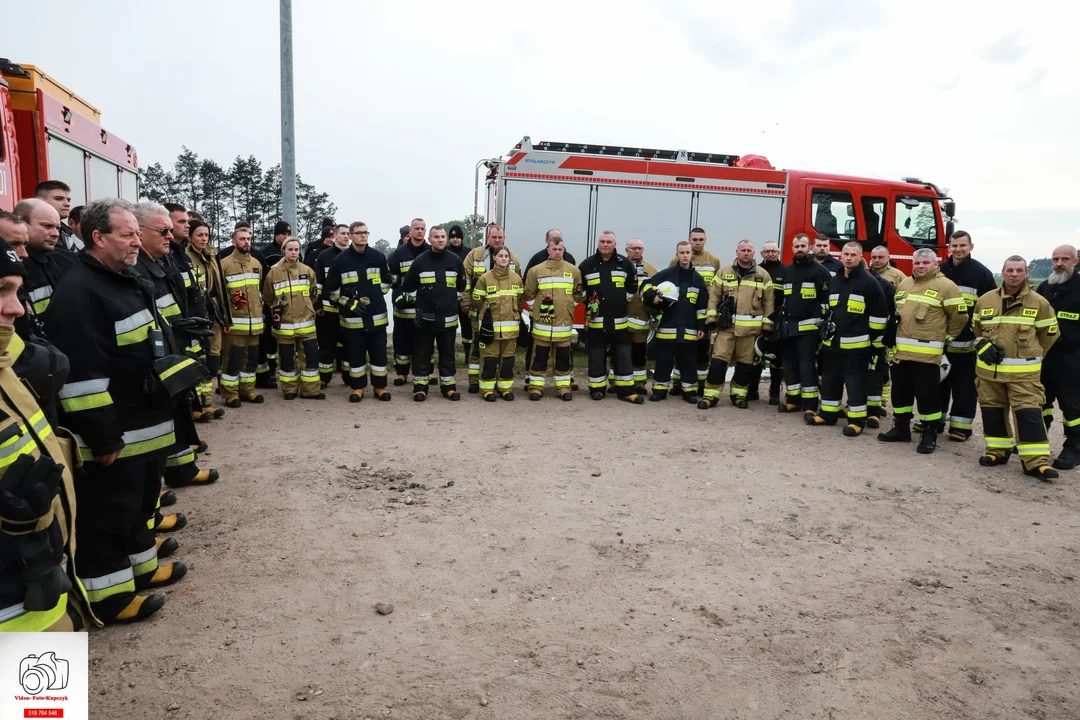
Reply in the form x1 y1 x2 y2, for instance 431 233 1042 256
943 200 956 217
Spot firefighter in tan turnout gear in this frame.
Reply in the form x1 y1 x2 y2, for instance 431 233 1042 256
471 246 523 401
219 224 266 408
877 248 967 454
670 227 720 396
462 224 521 393
700 240 775 409
524 237 582 401
972 255 1060 480
625 238 656 392
262 238 325 400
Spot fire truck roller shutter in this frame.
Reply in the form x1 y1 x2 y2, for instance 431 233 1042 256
592 186 693 270
694 192 785 262
501 180 591 265
46 135 86 206
88 154 119 200
120 168 139 201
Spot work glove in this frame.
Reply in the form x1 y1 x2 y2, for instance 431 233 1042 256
976 338 1006 365
704 318 718 332
170 316 214 337
394 292 416 311
716 296 735 330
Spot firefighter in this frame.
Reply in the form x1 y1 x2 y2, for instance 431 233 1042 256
805 242 888 435
747 240 786 404
186 219 230 417
471 246 523 401
448 224 470 261
262 237 325 400
13 198 76 327
972 256 1059 480
878 248 967 453
324 222 392 402
447 225 472 375
778 233 831 413
867 245 907 422
579 231 643 404
813 233 843 276
253 220 292 389
314 225 351 385
936 230 997 440
387 218 430 386
522 229 579 384
641 240 707 403
669 227 720 396
34 180 83 252
219 224 266 408
1037 245 1080 470
400 226 466 401
462 223 522 393
870 245 908 288
50 199 187 623
700 240 775 409
625 238 657 393
524 236 582 400
863 264 898 428
303 222 338 268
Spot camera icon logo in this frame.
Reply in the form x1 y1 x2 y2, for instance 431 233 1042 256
19 652 69 696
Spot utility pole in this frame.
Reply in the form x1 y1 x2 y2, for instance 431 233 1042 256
279 0 297 231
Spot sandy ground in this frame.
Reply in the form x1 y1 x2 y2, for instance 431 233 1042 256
88 366 1080 720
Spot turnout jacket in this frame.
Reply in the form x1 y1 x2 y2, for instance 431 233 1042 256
874 264 907 289
472 267 524 340
1036 274 1080 354
670 248 721 285
760 259 786 313
447 241 470 262
781 255 832 335
49 254 176 462
323 245 391 332
893 267 967 365
707 261 776 336
524 260 583 342
940 255 997 352
401 248 466 330
186 243 231 326
579 251 638 338
387 240 430 320
219 251 265 336
972 283 1058 382
262 259 318 339
133 251 202 355
825 264 888 352
168 240 204 320
463 245 522 295
315 244 347 315
641 264 708 343
23 247 76 318
816 255 844 277
627 259 659 335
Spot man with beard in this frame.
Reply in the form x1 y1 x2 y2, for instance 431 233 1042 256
1036 245 1080 470
218 225 266 407
813 233 843 277
387 218 431 385
747 240 786 404
314 224 352 385
778 233 832 414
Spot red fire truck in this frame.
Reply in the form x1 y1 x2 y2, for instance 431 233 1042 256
476 137 955 275
0 60 139 212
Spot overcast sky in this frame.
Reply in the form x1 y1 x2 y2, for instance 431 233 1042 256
7 0 1078 266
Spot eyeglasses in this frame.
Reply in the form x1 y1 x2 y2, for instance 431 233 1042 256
351 231 370 236
140 225 173 237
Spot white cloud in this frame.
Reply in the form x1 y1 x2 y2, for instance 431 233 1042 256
971 227 1016 238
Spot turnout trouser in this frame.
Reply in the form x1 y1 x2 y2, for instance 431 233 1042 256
940 349 977 438
630 329 650 388
703 330 757 403
866 348 890 418
412 325 457 395
1043 348 1080 445
197 324 223 408
820 349 870 426
164 403 200 488
977 376 1050 470
393 316 417 381
673 330 711 391
220 333 261 401
783 333 821 411
889 360 942 425
529 339 572 397
75 456 165 620
480 338 516 395
652 341 697 393
467 313 481 385
587 331 634 398
343 327 389 391
316 311 347 384
256 311 277 386
277 333 322 397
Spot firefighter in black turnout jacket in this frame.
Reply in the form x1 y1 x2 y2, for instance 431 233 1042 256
778 233 832 413
578 231 644 404
748 240 786 403
400 226 466 401
314 228 350 385
388 219 431 386
1036 244 1080 470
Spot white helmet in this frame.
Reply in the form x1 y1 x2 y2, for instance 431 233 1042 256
939 354 952 382
655 281 679 302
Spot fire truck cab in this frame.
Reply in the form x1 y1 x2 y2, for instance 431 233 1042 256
478 137 955 275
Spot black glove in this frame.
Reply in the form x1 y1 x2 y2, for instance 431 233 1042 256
716 296 735 330
883 316 898 348
171 316 214 338
394 292 416 311
976 338 1006 365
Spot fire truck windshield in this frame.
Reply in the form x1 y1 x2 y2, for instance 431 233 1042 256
894 196 939 248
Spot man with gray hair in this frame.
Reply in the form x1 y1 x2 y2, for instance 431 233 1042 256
1036 244 1080 469
13 198 76 325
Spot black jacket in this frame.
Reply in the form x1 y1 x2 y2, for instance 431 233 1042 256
940 255 997 351
315 245 347 314
260 239 286 268
870 269 897 348
781 255 832 335
49 254 175 461
1037 273 1080 353
324 246 391 330
58 222 83 252
23 247 77 322
825 264 888 353
401 248 465 328
578 252 639 339
447 242 470 262
166 240 205 320
641 265 708 343
525 247 577 283
387 240 431 310
304 239 333 268
816 256 843 277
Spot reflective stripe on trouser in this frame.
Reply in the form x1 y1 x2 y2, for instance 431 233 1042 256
704 332 757 400
468 317 481 380
977 376 1050 470
0 592 73 632
164 398 202 489
344 327 389 391
277 335 323 397
865 348 889 416
480 338 516 394
783 333 820 411
529 339 572 395
673 331 712 387
631 339 649 386
256 313 277 384
820 349 870 426
412 325 457 394
316 312 347 383
220 332 261 401
74 455 165 620
941 349 977 437
587 332 634 398
1042 348 1080 438
889 360 942 423
652 341 697 393
392 316 415 380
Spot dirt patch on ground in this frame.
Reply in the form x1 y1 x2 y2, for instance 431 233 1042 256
89 373 1080 720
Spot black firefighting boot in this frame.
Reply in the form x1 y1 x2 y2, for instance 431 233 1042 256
649 389 668 402
1024 464 1060 481
620 393 645 405
529 387 543 401
877 419 912 443
842 422 864 437
241 392 265 404
154 512 187 533
682 392 698 404
500 391 515 401
136 561 188 591
283 392 298 400
112 593 165 624
374 387 391 402
225 398 242 409
156 536 179 559
768 374 782 405
159 488 177 507
778 403 800 413
1053 436 1080 470
192 409 213 423
669 381 683 397
979 451 1011 467
917 425 938 454
394 375 408 387
192 440 208 454
191 468 219 485
442 387 461 401
804 411 837 426
483 391 497 402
